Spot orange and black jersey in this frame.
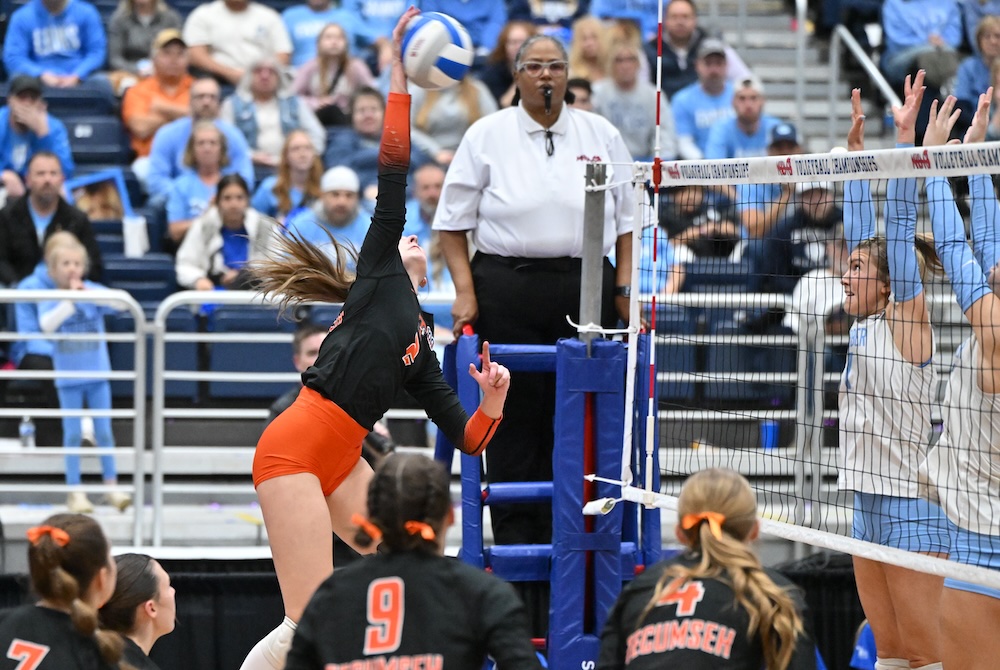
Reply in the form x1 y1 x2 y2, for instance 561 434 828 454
0 605 117 670
302 92 477 450
597 553 818 670
285 552 543 670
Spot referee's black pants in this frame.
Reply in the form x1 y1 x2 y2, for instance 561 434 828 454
472 252 617 546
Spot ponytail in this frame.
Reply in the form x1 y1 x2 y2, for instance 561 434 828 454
27 515 124 667
246 227 357 318
638 470 805 670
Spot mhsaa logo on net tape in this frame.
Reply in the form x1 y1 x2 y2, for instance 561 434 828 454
911 149 932 169
776 157 794 176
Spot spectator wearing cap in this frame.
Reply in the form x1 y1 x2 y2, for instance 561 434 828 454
2 0 108 90
670 38 735 160
751 181 843 294
0 75 73 202
122 30 193 164
737 121 804 239
644 0 752 99
107 0 182 77
220 56 326 169
183 0 292 87
145 77 255 198
284 165 370 264
705 76 781 159
592 40 677 160
323 86 430 204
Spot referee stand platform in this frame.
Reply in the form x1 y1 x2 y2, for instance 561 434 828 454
434 332 663 670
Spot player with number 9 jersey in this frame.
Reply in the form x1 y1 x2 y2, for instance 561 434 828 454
285 454 542 670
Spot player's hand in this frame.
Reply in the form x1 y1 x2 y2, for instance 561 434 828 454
964 88 993 144
925 95 961 147
847 88 865 152
389 6 419 94
451 289 479 339
891 70 926 144
469 341 510 417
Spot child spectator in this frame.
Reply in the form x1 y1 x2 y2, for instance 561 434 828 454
175 174 275 291
107 0 182 84
291 23 375 128
2 0 109 91
38 232 131 514
252 130 323 223
220 56 326 169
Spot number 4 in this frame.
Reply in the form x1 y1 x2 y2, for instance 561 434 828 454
656 579 706 617
7 640 50 670
364 577 405 655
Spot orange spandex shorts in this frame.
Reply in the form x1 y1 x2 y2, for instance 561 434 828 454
253 386 370 496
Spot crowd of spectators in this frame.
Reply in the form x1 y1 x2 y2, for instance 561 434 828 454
1 0 999 435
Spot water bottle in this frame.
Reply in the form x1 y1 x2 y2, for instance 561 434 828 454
19 416 36 449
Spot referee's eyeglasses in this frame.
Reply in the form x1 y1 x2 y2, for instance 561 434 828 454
518 60 569 76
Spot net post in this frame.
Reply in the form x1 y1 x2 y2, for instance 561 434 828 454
581 162 607 353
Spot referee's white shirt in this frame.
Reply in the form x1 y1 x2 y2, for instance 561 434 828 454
433 105 635 259
838 311 936 497
929 336 1000 535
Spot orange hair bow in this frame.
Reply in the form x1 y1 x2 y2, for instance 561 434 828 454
404 521 436 541
26 525 70 547
351 513 383 542
681 512 726 541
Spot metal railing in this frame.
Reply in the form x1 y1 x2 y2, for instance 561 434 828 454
0 288 146 546
827 23 902 146
147 290 459 546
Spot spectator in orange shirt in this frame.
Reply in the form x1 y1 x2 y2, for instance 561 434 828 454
122 29 193 180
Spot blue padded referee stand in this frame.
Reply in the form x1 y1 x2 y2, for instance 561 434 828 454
434 333 662 670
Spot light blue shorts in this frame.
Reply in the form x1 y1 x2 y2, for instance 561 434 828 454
852 492 950 553
943 520 1000 600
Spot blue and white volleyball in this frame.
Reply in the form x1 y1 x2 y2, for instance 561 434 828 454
402 12 474 90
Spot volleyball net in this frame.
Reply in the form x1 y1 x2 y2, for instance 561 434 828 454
617 141 1000 590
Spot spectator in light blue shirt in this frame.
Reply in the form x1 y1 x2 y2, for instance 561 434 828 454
962 0 1000 55
2 0 108 89
421 0 508 57
881 0 962 86
671 38 735 160
144 78 255 199
705 76 781 160
590 0 662 42
737 122 803 239
282 0 369 67
284 165 370 267
0 75 74 200
955 16 1000 125
340 0 408 72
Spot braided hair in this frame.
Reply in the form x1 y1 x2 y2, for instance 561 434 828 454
354 453 451 554
27 514 124 667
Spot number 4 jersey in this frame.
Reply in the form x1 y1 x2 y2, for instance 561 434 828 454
0 605 117 670
596 553 818 670
285 552 543 670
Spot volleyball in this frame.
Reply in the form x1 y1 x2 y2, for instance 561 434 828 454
402 12 474 90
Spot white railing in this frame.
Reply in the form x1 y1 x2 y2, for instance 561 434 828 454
0 288 146 546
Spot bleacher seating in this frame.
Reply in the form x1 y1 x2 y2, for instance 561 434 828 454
208 306 296 399
682 257 755 293
106 306 199 400
650 304 696 403
101 252 177 304
65 116 132 165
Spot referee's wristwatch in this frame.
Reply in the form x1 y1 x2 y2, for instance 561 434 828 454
614 285 631 298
